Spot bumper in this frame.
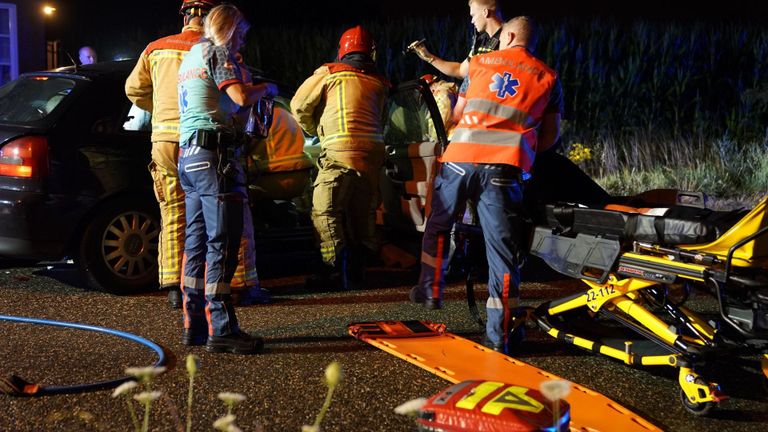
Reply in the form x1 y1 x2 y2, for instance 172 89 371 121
0 190 83 260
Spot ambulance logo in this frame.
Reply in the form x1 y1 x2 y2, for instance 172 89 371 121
489 72 519 99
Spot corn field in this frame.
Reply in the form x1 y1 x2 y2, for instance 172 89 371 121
245 16 768 201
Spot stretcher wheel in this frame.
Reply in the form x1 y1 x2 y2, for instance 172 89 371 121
679 388 715 416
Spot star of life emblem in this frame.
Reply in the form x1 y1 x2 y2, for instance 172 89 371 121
489 71 520 99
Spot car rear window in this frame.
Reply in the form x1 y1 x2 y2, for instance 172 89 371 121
0 76 76 124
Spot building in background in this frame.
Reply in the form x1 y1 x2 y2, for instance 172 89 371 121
0 1 45 86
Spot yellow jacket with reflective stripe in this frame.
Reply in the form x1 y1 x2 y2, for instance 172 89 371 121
125 24 202 143
443 47 558 172
249 106 313 173
290 63 389 172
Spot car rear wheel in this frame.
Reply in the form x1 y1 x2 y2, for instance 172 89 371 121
77 196 160 294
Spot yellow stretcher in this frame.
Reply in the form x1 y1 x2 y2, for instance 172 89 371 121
531 192 768 415
349 320 662 432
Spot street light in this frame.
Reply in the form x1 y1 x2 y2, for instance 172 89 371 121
42 5 59 69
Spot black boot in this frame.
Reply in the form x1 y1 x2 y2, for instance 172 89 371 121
181 327 208 346
181 312 208 346
347 246 367 290
409 286 442 310
166 285 182 309
205 330 265 354
305 249 352 291
304 264 342 290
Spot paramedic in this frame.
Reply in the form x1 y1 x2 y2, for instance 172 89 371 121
410 16 564 354
177 4 277 353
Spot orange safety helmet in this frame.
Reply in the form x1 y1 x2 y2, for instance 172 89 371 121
338 26 375 59
179 0 220 16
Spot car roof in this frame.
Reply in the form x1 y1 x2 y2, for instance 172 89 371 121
21 60 136 81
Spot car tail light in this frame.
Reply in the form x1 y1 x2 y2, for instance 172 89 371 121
0 136 49 178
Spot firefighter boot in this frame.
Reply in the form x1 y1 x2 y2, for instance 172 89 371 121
347 246 368 290
304 264 343 291
305 249 352 291
167 285 182 309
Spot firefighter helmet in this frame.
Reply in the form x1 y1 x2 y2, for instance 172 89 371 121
179 0 220 15
338 26 375 59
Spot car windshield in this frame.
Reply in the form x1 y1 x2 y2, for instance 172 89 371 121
0 76 76 124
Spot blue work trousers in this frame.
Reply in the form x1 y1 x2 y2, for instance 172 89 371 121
418 162 525 346
178 143 245 337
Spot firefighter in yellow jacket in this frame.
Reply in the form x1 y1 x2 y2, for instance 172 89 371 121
290 26 389 290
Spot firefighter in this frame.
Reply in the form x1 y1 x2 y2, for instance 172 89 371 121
177 4 277 353
290 26 389 290
125 0 266 308
410 16 564 354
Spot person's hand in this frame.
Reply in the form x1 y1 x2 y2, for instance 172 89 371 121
408 40 435 64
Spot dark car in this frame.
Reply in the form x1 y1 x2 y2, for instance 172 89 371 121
0 60 448 294
0 61 159 293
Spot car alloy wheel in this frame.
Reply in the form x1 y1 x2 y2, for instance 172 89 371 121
78 196 160 294
99 210 159 281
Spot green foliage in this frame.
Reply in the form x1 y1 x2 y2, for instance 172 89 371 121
244 16 768 199
243 17 471 91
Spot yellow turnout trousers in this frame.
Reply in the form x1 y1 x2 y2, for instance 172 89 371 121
150 141 185 288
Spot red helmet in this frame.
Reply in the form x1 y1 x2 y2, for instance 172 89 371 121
179 0 220 15
338 26 375 59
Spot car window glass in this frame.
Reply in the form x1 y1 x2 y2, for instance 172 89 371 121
0 76 76 123
385 87 431 148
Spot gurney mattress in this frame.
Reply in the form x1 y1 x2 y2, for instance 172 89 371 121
545 204 747 245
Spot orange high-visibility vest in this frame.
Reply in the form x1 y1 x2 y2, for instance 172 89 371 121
442 47 558 172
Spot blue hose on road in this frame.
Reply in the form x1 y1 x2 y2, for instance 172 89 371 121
0 314 167 396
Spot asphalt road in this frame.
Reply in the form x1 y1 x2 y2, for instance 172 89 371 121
0 259 767 432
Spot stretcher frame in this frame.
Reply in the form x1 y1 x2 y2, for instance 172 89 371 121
532 195 768 415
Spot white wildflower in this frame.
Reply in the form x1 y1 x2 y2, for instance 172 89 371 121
539 380 572 401
394 397 427 415
125 366 166 381
217 392 247 404
227 425 243 432
111 381 138 398
133 391 163 404
213 414 237 431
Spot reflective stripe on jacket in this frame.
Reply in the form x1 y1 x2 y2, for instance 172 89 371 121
125 24 202 143
250 106 313 173
442 47 558 172
290 63 389 172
